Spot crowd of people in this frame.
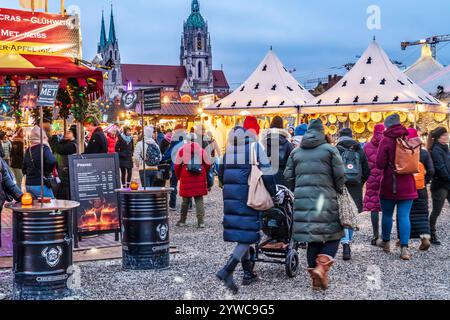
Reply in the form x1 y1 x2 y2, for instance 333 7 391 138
215 114 450 294
0 113 449 295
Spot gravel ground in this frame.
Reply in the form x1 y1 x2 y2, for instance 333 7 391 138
1 185 450 300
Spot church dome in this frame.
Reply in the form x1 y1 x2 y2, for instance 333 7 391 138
186 0 205 28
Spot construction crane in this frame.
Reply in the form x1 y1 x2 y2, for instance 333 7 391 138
401 35 450 59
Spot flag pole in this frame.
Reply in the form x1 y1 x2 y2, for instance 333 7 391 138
31 0 35 12
45 0 48 12
61 0 65 15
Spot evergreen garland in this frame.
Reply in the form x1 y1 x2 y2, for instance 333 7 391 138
57 88 71 121
67 79 89 122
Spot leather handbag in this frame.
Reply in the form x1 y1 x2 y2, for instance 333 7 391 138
337 185 359 229
247 143 274 211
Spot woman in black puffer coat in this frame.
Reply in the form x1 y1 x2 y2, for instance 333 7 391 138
116 127 135 188
261 116 294 187
217 117 277 294
428 127 450 245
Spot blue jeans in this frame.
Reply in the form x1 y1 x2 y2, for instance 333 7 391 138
26 185 55 199
380 199 413 247
139 170 156 188
341 228 354 245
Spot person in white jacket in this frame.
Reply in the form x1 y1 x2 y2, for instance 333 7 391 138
133 126 161 187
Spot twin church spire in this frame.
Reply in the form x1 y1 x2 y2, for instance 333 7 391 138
98 5 117 52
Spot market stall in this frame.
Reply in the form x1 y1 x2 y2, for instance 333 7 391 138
204 49 313 146
405 44 444 84
301 39 448 141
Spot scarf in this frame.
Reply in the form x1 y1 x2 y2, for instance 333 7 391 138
121 132 133 144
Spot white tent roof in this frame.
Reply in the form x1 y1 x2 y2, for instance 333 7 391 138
419 65 450 95
206 50 314 115
405 45 444 83
303 40 442 114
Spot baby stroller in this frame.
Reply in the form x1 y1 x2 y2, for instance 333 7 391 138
249 185 300 278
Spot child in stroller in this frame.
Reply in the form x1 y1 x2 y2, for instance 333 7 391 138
249 185 300 278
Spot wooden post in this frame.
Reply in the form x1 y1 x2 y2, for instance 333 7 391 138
45 0 48 12
61 0 65 15
31 0 35 12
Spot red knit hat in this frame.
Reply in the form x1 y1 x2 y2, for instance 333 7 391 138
407 128 418 138
243 116 260 135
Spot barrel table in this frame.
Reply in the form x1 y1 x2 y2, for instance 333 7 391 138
116 188 173 270
7 200 80 300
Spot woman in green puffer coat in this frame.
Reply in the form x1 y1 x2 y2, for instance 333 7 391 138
284 119 345 291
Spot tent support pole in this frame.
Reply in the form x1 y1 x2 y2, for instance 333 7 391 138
40 104 44 207
414 105 417 129
140 90 146 189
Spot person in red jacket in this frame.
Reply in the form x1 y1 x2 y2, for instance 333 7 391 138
105 125 118 154
174 135 211 228
363 124 385 245
376 114 418 261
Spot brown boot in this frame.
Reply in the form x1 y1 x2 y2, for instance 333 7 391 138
307 268 321 291
419 235 431 251
311 255 335 290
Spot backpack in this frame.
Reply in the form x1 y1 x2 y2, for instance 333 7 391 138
395 137 421 175
145 143 161 167
414 162 426 190
186 144 202 175
340 146 362 185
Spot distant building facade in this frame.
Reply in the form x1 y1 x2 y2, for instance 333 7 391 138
97 0 229 101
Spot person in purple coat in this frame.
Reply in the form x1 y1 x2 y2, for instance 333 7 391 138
363 124 385 245
376 114 418 261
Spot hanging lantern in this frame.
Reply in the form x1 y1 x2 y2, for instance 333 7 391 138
353 121 366 134
349 113 360 122
371 112 383 123
328 114 337 124
360 112 371 123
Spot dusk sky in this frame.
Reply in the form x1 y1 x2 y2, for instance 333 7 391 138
3 0 450 89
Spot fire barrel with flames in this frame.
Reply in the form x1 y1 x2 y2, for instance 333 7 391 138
7 200 80 300
116 188 173 270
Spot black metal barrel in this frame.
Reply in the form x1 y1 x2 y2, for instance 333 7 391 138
8 201 79 300
117 188 172 270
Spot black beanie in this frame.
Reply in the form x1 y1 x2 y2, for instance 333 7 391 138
338 128 353 138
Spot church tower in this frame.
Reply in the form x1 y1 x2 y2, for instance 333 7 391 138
98 6 122 98
180 0 213 94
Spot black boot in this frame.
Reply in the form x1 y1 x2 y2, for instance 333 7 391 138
342 243 352 261
241 257 258 286
216 256 240 294
431 232 441 245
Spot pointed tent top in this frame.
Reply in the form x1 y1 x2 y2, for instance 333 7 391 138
108 4 117 44
99 10 107 49
303 40 441 113
206 50 314 115
405 44 444 83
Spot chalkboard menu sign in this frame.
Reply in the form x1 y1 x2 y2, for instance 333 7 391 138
68 154 121 246
143 89 161 111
